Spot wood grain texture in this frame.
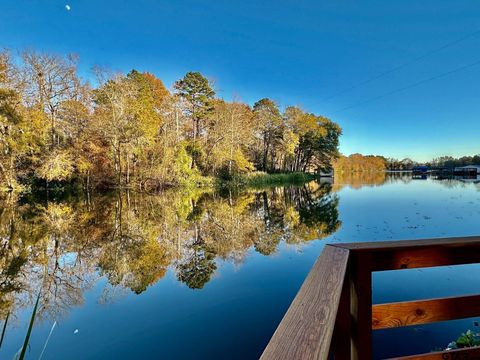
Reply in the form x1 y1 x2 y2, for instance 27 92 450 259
260 245 350 360
372 294 480 329
333 236 480 271
388 346 480 359
350 251 373 359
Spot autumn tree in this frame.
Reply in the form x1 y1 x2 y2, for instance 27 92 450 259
127 71 182 187
205 100 255 177
22 51 83 147
284 106 341 173
0 52 23 189
0 52 45 189
93 70 162 186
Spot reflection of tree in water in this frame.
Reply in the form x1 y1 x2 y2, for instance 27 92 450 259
332 171 416 191
434 178 480 190
332 171 387 191
297 185 341 238
177 244 217 290
253 182 341 254
0 181 340 320
0 195 103 322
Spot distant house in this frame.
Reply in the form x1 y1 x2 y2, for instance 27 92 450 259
454 165 480 176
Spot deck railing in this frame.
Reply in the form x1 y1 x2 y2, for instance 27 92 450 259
260 236 480 359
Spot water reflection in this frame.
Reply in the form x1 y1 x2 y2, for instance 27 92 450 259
331 170 415 191
0 181 340 322
2 174 480 359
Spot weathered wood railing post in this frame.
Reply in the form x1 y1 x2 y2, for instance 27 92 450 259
350 251 372 359
331 265 352 359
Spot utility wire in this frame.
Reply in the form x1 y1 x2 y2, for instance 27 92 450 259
321 27 480 102
332 57 480 114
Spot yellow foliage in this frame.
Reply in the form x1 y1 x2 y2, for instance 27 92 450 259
35 150 74 182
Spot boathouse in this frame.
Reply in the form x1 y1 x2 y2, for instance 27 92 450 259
454 165 480 176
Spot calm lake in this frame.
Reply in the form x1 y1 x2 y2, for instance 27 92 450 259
1 173 480 359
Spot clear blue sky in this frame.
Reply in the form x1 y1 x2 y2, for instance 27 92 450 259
1 0 480 161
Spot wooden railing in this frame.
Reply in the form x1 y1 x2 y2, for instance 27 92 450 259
260 236 480 360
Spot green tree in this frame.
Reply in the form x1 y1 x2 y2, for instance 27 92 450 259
253 98 283 172
174 72 215 142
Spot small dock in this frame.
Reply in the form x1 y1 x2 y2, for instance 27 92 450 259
261 236 480 359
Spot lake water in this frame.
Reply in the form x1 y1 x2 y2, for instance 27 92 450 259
1 173 480 359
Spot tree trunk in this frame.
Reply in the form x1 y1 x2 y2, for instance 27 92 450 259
51 116 56 147
263 134 269 172
229 113 234 176
126 153 130 185
192 118 197 142
117 145 122 187
175 106 180 141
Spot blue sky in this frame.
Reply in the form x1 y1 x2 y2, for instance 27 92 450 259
1 0 480 161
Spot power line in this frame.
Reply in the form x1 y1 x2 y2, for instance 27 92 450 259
321 27 480 102
332 57 480 114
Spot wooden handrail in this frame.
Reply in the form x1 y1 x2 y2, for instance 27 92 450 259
336 236 480 271
260 245 349 360
261 236 480 359
372 294 480 329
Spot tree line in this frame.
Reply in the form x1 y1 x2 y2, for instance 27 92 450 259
385 155 480 170
333 153 386 173
429 155 480 168
0 50 341 192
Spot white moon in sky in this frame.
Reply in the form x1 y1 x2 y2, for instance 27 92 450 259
65 4 71 11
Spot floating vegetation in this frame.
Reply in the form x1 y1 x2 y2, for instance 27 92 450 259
445 330 480 350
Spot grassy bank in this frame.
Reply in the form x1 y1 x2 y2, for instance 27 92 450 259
218 172 317 189
2 172 315 196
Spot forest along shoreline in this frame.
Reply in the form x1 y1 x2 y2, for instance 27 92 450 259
0 50 342 194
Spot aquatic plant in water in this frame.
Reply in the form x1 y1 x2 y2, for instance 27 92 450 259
446 330 480 350
18 291 41 360
0 311 10 350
